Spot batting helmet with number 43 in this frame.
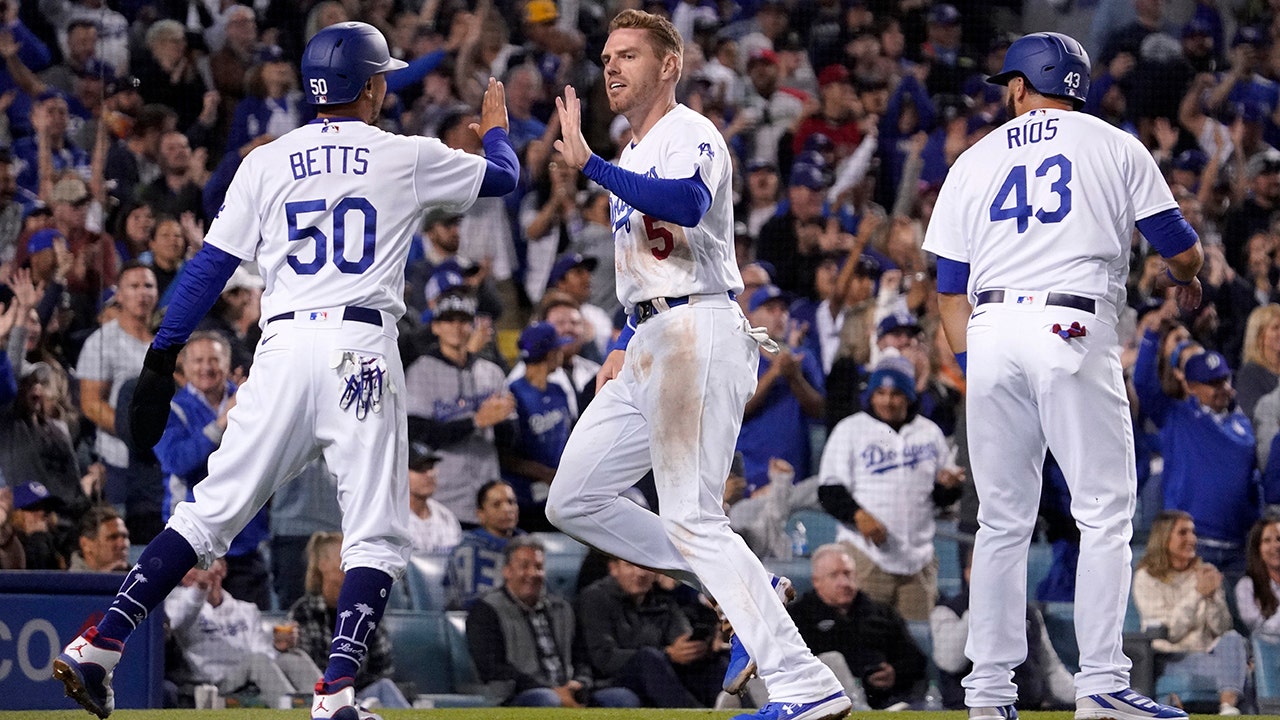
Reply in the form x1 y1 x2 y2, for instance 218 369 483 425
987 32 1091 109
301 21 408 106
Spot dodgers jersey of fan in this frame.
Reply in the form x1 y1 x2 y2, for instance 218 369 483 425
611 104 742 308
923 108 1177 316
204 117 487 322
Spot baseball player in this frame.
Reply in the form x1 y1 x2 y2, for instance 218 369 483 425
544 10 849 720
52 22 519 720
923 32 1202 720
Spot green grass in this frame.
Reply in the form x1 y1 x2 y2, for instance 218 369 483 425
2 707 1269 712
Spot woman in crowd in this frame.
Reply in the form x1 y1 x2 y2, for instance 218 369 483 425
1133 510 1249 715
1235 515 1280 642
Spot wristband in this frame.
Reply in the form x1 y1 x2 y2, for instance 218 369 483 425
1165 268 1192 287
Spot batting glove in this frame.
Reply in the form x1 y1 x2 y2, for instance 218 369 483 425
129 345 183 450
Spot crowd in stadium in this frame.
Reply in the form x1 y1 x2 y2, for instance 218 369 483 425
0 0 1279 712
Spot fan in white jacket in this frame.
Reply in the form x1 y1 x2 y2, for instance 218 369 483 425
817 354 964 621
164 558 320 702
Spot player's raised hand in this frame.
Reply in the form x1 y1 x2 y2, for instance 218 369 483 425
470 77 509 138
554 85 592 171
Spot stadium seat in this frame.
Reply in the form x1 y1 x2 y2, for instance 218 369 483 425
382 610 493 707
786 509 838 552
403 553 450 610
906 619 938 683
1038 601 1079 673
1252 636 1280 714
531 532 588 600
763 558 814 596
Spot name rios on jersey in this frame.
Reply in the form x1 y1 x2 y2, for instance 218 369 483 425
289 145 370 180
861 440 940 474
610 166 659 234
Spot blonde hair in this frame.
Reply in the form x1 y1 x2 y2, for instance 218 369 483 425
1137 510 1195 582
609 9 683 71
1242 304 1280 368
304 531 343 595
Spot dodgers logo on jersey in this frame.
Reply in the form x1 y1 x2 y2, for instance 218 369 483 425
611 166 660 234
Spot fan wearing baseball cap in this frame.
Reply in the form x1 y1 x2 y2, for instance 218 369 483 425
501 322 575 531
6 481 69 569
1134 339 1262 601
793 64 863 159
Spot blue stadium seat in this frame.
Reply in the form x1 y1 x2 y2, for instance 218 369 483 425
1251 636 1280 714
906 619 938 683
1026 542 1053 602
403 553 449 610
1038 601 1079 673
786 509 839 552
531 532 588 600
763 558 814 596
382 610 494 707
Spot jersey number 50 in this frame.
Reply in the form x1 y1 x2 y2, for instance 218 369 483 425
285 197 377 274
988 154 1072 234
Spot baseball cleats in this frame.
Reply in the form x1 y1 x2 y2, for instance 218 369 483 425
723 575 797 694
1075 688 1188 720
52 627 122 719
312 677 383 720
969 705 1019 720
731 691 852 720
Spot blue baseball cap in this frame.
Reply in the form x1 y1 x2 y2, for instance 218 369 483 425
1233 26 1269 48
789 163 829 191
928 3 961 25
1173 149 1208 173
547 252 599 288
518 321 574 361
254 44 287 65
1184 350 1231 384
13 481 64 511
748 283 793 313
425 262 467 302
863 355 917 404
877 310 921 337
26 228 63 255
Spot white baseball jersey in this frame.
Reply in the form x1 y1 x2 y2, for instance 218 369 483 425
611 104 743 307
923 108 1176 312
820 411 952 575
205 118 487 321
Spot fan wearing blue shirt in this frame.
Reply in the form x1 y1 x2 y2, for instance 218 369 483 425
502 322 574 531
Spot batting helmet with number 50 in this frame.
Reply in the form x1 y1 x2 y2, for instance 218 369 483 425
301 21 408 106
987 32 1091 109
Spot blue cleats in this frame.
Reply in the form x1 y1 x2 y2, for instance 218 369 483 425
53 627 122 719
1076 688 1188 720
731 691 852 720
722 575 795 694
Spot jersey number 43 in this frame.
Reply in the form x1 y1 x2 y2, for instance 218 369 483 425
285 197 377 274
988 154 1072 234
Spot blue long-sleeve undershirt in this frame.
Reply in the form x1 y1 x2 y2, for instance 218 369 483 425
153 245 242 351
582 154 711 227
478 128 519 197
1136 208 1199 258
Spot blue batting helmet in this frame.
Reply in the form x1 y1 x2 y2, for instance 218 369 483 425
301 22 407 105
987 32 1091 109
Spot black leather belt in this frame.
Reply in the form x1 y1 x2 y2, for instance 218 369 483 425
975 289 1095 314
267 306 382 327
632 291 736 326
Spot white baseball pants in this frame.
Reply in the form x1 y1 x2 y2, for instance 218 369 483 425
963 299 1134 706
547 296 843 703
169 311 411 579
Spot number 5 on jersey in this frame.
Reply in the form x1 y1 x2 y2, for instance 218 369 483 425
989 154 1072 233
643 216 673 260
